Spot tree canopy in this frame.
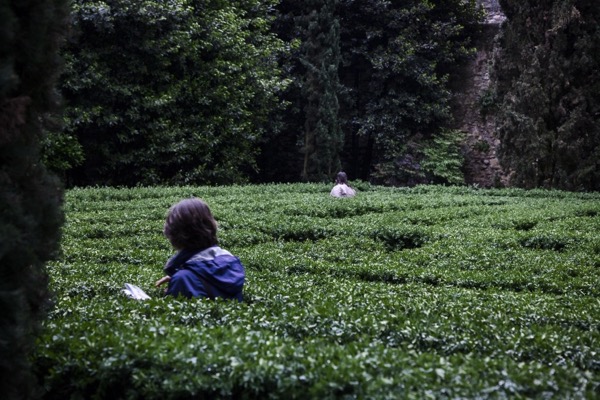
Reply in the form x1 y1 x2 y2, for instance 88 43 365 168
261 0 482 184
337 0 482 185
44 0 599 191
59 0 288 186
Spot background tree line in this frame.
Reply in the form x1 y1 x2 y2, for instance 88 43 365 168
41 0 600 190
46 0 483 186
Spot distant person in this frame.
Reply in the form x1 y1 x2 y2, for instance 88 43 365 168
330 171 356 198
155 198 245 301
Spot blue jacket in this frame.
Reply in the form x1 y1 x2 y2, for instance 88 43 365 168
164 246 245 301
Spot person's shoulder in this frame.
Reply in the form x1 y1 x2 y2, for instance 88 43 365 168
213 251 244 270
188 246 232 263
187 247 243 270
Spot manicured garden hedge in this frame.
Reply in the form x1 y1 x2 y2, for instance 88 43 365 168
34 184 600 398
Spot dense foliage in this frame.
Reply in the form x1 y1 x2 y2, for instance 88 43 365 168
263 0 482 185
49 0 481 186
35 184 600 398
0 0 67 399
337 0 481 185
58 0 288 186
44 0 600 190
494 0 600 191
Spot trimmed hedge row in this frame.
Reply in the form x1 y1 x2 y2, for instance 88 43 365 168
35 184 600 398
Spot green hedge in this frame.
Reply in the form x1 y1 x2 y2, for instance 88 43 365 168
34 184 600 398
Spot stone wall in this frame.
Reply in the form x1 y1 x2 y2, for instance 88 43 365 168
478 0 506 24
456 0 507 187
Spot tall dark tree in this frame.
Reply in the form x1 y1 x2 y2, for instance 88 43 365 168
262 0 343 183
298 0 343 181
0 0 67 398
494 0 600 190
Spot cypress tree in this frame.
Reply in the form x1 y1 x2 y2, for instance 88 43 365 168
297 0 343 181
0 0 67 398
495 0 600 190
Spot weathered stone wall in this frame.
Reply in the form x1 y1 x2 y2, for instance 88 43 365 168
479 0 505 21
455 0 507 187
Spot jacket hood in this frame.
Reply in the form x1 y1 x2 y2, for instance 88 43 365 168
165 246 245 296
